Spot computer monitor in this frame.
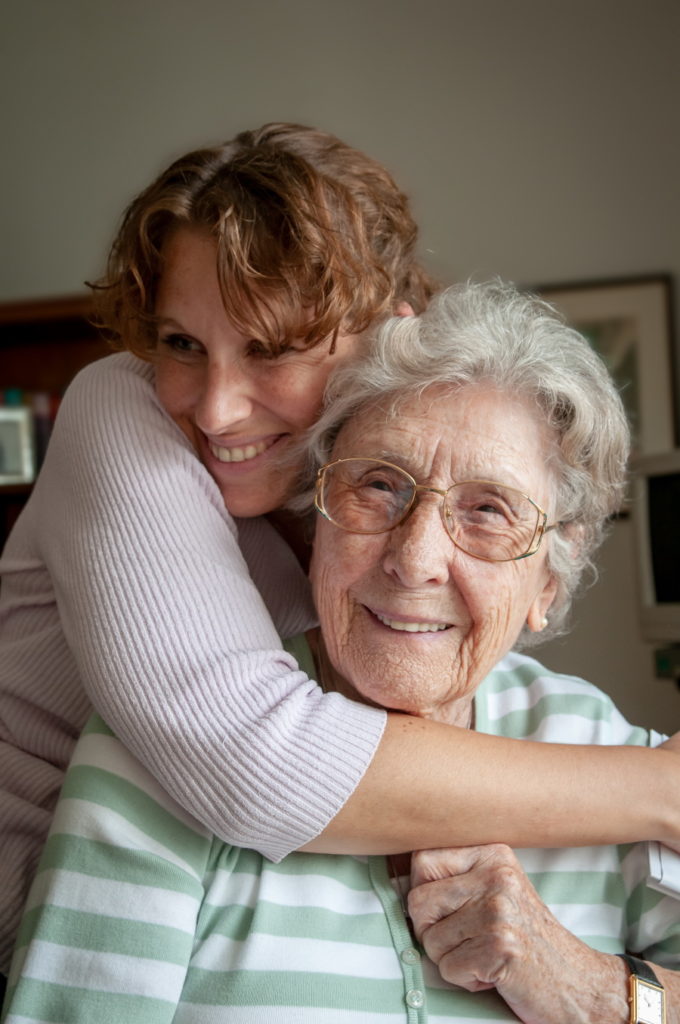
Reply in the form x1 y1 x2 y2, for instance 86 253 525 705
632 450 680 643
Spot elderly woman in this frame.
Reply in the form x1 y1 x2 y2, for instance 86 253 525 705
3 281 679 1024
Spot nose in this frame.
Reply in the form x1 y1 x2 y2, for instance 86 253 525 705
193 359 254 435
381 494 453 587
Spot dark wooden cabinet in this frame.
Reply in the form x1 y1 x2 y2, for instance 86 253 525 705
0 295 111 546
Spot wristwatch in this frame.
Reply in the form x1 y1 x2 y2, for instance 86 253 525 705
617 953 666 1024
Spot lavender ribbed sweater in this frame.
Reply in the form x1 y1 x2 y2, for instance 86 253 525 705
0 352 386 973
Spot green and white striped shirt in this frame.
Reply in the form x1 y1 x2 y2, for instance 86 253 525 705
3 649 679 1023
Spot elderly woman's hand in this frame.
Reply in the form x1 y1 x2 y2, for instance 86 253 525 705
408 845 630 1024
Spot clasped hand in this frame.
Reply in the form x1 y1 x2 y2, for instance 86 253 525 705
407 844 629 1024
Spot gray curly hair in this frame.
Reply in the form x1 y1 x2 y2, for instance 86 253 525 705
291 279 630 645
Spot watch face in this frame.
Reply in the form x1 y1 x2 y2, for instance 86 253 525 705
635 978 665 1024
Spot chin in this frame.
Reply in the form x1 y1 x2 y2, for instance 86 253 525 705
355 680 434 715
216 481 289 519
218 495 271 518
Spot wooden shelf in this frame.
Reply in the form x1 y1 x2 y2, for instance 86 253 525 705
0 483 32 496
0 294 111 394
1 294 113 547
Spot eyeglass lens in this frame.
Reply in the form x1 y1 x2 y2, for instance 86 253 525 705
318 459 541 561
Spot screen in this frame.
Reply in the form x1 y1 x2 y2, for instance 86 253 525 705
648 472 680 603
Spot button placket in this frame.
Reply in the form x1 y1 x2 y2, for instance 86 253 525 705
368 855 428 1021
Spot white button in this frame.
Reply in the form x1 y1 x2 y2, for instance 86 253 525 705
401 947 421 965
405 989 424 1009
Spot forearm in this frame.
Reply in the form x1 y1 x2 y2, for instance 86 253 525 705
305 713 680 853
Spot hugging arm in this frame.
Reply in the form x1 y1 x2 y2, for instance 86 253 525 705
33 354 384 861
32 354 680 859
308 715 680 853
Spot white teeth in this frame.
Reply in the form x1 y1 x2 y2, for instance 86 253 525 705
375 612 450 633
209 440 270 463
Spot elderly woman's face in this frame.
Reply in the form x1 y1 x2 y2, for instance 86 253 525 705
310 383 558 723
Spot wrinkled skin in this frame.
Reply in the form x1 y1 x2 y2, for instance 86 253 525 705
408 844 680 1023
311 384 558 724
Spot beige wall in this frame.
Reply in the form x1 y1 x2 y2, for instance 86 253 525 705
2 0 679 728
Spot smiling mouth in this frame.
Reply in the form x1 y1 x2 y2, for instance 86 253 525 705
374 611 452 633
208 438 280 464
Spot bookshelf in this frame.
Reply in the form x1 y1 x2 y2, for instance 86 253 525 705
0 295 111 546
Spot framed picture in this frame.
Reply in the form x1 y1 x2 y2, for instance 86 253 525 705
536 275 676 457
0 407 35 484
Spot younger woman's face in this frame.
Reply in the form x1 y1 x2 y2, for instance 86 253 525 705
154 227 361 519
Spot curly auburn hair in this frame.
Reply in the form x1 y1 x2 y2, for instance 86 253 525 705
91 123 437 357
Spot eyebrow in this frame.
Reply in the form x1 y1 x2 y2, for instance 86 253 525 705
154 315 184 330
371 448 404 463
346 449 531 492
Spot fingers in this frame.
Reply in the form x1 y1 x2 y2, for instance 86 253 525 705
407 844 529 985
420 891 525 985
436 932 520 991
407 846 493 939
407 874 470 938
409 860 525 960
410 843 512 887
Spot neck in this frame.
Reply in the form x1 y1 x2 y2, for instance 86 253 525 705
428 698 475 730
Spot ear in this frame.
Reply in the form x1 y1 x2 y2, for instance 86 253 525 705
395 300 416 318
526 573 559 633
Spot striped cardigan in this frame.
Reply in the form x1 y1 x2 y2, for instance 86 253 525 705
3 648 678 1023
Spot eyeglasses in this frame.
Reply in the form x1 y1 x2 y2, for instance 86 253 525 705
314 457 560 563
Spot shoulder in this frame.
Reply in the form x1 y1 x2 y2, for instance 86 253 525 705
52 351 199 470
34 348 240 556
476 651 651 746
59 352 159 426
67 350 155 393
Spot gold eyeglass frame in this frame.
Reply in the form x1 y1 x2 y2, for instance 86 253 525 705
314 457 560 563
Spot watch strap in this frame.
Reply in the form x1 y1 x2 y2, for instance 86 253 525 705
618 954 666 1024
617 953 663 989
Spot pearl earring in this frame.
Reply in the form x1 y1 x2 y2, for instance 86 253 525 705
540 616 548 630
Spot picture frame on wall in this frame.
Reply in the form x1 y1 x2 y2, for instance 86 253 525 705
0 406 35 485
535 275 676 458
